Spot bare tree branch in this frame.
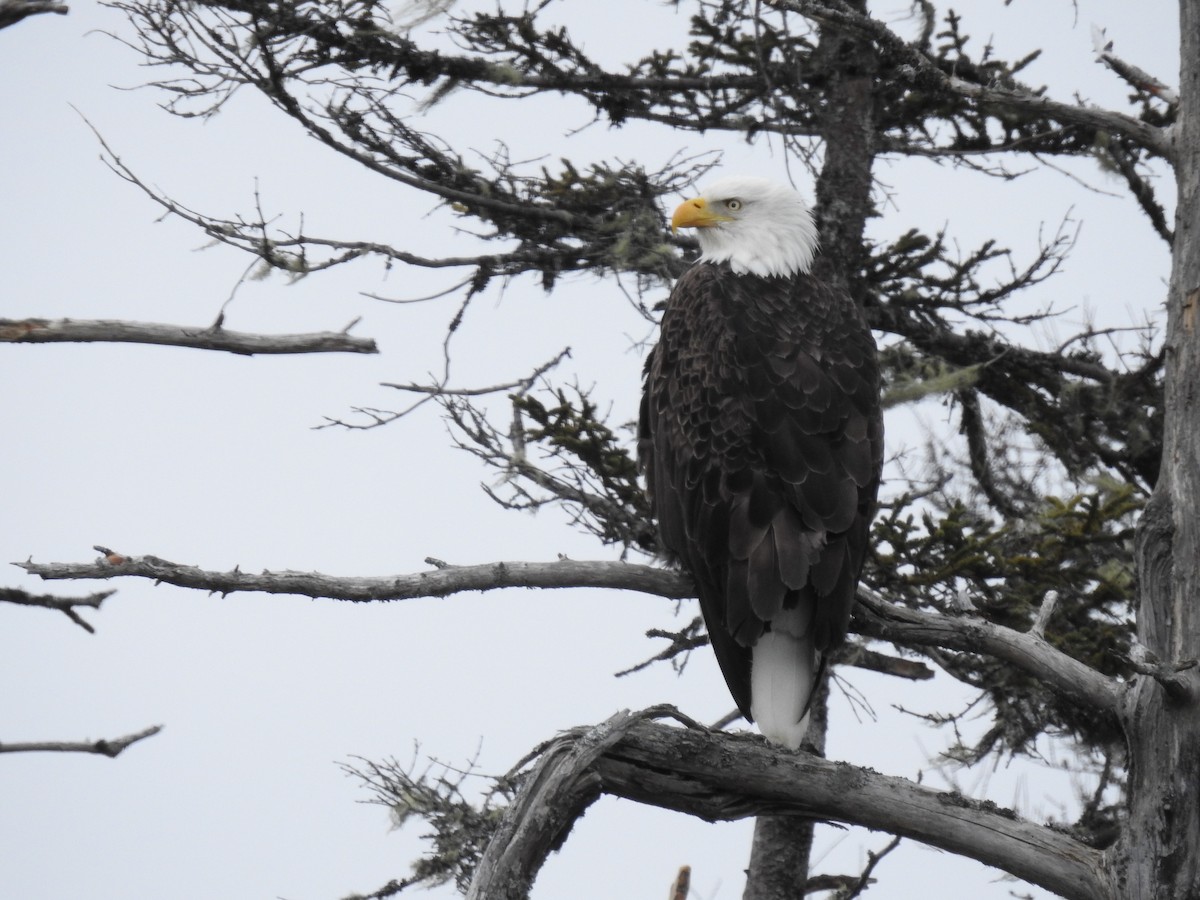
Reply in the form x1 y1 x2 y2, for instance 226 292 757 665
17 552 1117 716
0 585 115 633
15 549 693 602
0 317 377 355
469 711 1110 900
0 0 67 30
0 724 162 757
854 587 1124 718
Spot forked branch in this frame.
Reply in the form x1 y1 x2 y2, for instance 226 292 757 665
1 585 115 633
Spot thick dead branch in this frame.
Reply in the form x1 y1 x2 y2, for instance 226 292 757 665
471 713 1109 900
0 317 377 355
465 709 651 899
0 724 162 757
0 585 115 633
0 0 67 29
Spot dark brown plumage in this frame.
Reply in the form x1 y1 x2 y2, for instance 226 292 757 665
639 259 883 731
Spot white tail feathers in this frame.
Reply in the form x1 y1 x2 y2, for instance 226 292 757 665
750 607 819 750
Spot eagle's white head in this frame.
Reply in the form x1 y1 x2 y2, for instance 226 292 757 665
671 176 819 279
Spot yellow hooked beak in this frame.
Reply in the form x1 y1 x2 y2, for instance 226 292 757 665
671 197 731 233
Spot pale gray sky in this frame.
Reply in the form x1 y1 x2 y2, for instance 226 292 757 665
0 1 1177 898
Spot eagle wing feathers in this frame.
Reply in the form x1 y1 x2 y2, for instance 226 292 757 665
639 261 882 722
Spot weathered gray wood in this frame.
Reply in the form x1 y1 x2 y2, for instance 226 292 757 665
15 554 694 602
465 711 642 900
0 317 376 355
0 725 162 758
596 720 1108 900
1118 2 1200 896
466 715 1110 900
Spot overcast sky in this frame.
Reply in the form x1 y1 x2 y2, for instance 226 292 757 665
0 1 1179 898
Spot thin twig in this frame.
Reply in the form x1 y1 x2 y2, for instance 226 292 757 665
839 835 902 900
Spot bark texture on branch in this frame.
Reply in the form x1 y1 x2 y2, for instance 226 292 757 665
465 710 646 900
0 317 377 355
469 713 1110 900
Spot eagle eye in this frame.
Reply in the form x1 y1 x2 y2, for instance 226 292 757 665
725 198 742 211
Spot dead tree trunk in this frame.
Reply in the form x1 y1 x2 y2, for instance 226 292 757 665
742 690 827 900
1119 2 1200 897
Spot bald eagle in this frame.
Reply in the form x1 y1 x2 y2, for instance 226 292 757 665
639 176 883 749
